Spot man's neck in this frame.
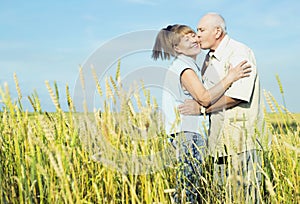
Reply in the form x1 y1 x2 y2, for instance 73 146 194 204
210 34 226 52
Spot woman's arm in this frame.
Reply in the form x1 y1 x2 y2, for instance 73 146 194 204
180 60 250 107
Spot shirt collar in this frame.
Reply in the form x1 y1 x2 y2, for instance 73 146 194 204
177 54 196 63
177 54 200 71
211 35 230 61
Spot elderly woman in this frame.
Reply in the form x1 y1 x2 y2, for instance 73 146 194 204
152 24 251 203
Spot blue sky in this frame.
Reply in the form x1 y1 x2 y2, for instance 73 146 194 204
1 0 299 112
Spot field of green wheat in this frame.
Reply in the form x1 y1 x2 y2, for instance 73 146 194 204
0 70 299 203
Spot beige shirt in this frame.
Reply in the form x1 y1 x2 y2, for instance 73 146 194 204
203 35 270 156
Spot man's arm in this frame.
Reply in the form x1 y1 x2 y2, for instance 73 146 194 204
178 96 243 115
205 95 242 113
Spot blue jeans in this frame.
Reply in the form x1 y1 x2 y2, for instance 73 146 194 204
170 131 207 203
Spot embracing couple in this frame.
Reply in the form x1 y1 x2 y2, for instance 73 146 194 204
152 13 270 203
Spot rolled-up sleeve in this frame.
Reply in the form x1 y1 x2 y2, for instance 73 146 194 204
225 48 257 102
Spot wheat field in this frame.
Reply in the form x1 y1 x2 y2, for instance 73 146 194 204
0 71 299 203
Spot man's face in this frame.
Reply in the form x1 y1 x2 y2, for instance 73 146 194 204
196 18 218 50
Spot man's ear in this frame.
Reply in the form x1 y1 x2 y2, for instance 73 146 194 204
215 27 223 39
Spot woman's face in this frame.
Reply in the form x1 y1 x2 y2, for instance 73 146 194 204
174 32 201 58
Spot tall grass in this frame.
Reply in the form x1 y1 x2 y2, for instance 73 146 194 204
0 71 299 203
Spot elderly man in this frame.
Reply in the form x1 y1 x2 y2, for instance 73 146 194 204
179 13 271 203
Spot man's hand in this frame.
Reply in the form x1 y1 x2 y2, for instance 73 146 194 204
178 99 202 115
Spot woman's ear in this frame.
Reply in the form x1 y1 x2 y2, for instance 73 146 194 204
174 46 181 54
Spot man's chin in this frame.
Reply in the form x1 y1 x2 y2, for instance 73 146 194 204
199 44 208 50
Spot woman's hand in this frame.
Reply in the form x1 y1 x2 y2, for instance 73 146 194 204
226 60 252 83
